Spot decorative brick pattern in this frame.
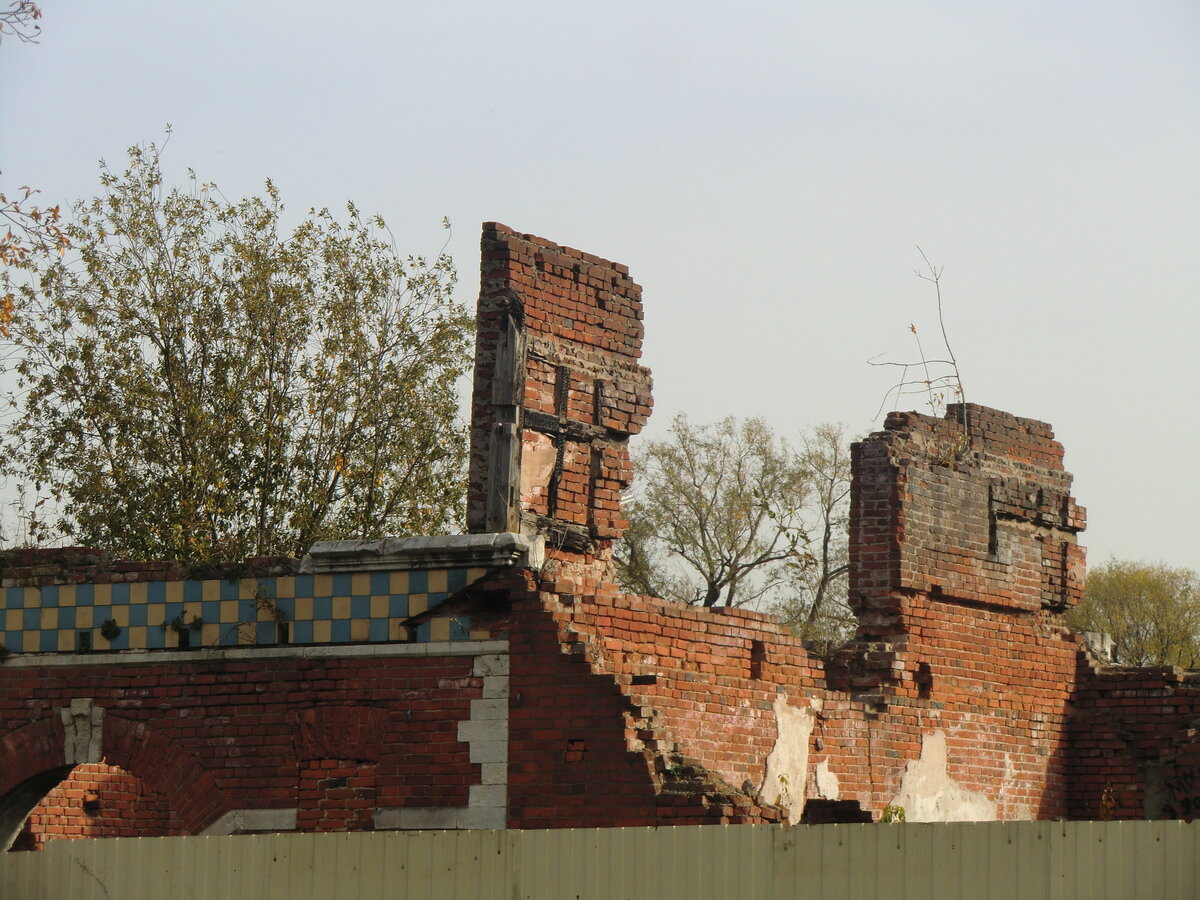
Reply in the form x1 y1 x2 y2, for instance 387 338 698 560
0 567 491 655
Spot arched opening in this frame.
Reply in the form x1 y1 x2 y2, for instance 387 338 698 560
0 766 73 851
6 761 186 851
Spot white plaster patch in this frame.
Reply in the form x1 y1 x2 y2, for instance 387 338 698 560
890 730 996 822
815 759 840 800
759 693 813 823
519 433 557 507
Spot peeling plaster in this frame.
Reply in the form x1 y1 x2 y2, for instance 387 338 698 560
815 760 840 800
519 432 557 506
999 752 1032 820
891 730 996 822
759 693 813 822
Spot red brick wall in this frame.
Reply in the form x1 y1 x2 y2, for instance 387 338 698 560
837 404 1089 818
0 653 485 837
297 760 377 832
503 567 784 828
15 763 182 849
467 224 652 544
506 582 660 828
511 568 1080 822
850 404 1086 636
8 224 1197 839
1067 664 1200 820
498 404 1100 824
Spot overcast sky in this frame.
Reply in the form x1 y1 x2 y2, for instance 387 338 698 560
2 1 1197 573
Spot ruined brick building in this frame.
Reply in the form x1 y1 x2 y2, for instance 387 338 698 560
1 224 1197 849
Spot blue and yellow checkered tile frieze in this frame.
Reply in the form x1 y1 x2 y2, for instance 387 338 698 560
0 567 492 654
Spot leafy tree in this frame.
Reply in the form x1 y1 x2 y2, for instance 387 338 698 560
770 422 855 646
616 415 853 621
1 1 69 335
1069 560 1200 667
2 140 472 563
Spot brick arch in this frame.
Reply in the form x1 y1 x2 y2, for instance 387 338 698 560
291 705 388 762
0 717 74 850
0 716 68 800
102 715 231 834
291 706 389 832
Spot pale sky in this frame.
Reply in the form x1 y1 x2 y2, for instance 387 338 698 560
2 1 1197 573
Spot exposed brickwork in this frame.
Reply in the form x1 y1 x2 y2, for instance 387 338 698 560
498 403 1103 824
502 568 784 828
1067 664 1200 820
0 547 297 588
4 225 1198 846
16 763 181 850
298 760 377 832
0 651 489 840
850 404 1086 638
467 224 651 548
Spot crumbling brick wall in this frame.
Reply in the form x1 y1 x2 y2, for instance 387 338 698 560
831 405 1091 819
463 226 1117 825
14 763 182 850
849 405 1086 640
7 223 1197 841
508 402 1108 823
501 568 789 827
467 223 652 551
1068 663 1200 820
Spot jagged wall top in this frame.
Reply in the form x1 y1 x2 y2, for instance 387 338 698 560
850 403 1086 637
466 224 653 549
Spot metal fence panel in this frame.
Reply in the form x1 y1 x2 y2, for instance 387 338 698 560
2 821 1198 900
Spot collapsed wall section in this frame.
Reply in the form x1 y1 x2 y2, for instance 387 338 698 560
467 223 652 550
462 227 1111 825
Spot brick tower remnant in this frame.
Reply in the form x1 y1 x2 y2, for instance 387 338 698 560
850 403 1087 641
467 224 653 552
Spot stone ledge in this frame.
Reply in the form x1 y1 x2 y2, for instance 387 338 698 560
374 806 505 831
2 640 509 668
200 808 298 836
301 533 537 574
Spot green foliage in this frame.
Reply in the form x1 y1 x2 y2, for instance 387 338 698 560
617 414 808 608
770 422 856 648
880 803 906 823
162 614 202 634
3 140 473 563
1068 559 1200 667
616 414 854 630
1 2 68 335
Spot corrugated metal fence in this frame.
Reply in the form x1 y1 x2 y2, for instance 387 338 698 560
2 821 1197 899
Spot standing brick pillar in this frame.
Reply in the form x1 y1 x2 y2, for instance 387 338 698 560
466 224 653 552
849 403 1087 641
